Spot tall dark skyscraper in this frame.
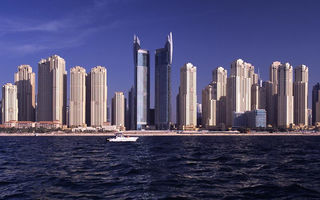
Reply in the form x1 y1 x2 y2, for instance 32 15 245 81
128 87 135 130
155 32 173 130
85 73 91 126
133 35 150 130
312 83 320 126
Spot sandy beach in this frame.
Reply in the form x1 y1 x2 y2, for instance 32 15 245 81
0 131 320 136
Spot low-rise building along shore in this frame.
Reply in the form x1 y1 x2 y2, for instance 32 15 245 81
1 130 320 136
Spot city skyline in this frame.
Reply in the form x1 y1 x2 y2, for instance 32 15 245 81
1 2 320 200
0 49 315 129
0 47 316 126
0 0 320 114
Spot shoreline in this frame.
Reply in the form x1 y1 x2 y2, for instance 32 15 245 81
0 131 320 136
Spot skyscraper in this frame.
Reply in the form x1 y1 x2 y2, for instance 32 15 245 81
85 72 91 126
277 63 294 128
133 35 150 130
2 83 18 123
0 100 2 123
202 67 227 128
259 81 267 110
155 32 173 130
37 55 67 124
250 72 260 110
178 63 197 130
312 83 320 126
251 73 260 110
212 67 227 127
125 96 130 130
266 61 281 127
69 66 86 127
107 105 111 123
294 65 308 126
202 83 215 128
308 108 312 126
90 66 107 127
112 92 125 129
251 83 260 110
226 59 257 127
14 65 35 121
128 86 135 130
176 92 180 129
197 103 202 127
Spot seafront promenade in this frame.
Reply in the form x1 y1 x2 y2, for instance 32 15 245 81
0 131 320 136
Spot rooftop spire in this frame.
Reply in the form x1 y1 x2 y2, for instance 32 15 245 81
167 32 173 64
134 34 140 45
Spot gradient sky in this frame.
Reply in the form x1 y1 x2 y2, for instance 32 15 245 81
0 0 319 113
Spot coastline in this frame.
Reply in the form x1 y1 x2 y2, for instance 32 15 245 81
0 131 320 136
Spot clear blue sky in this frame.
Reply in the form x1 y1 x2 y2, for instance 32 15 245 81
0 0 319 110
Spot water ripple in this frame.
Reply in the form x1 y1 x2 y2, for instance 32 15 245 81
0 136 320 199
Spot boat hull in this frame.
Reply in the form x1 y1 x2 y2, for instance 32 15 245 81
108 137 138 142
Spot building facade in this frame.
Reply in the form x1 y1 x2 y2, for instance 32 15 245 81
293 65 308 127
197 103 202 127
69 66 86 127
247 109 267 128
202 83 215 128
259 81 267 110
14 65 35 122
226 59 258 127
312 83 320 126
232 109 266 129
0 100 2 123
128 87 135 130
112 92 125 129
90 66 107 127
178 63 197 130
85 72 91 126
277 63 294 128
251 83 260 110
2 83 18 123
37 55 67 124
202 67 227 128
133 35 150 130
155 32 173 130
266 61 281 127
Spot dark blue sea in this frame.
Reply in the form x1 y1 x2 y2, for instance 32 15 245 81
0 136 320 199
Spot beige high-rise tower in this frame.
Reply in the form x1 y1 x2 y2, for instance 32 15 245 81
251 73 259 110
294 65 308 127
259 81 267 110
202 67 227 128
202 83 215 128
90 66 107 127
69 66 87 127
265 61 281 127
37 55 67 124
112 92 125 129
14 65 35 121
226 59 258 127
178 63 197 130
2 83 18 123
312 83 320 126
251 83 260 110
277 63 294 128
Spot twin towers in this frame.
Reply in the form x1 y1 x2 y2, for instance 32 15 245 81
129 32 173 130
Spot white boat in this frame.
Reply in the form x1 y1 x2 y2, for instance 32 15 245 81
107 133 138 142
